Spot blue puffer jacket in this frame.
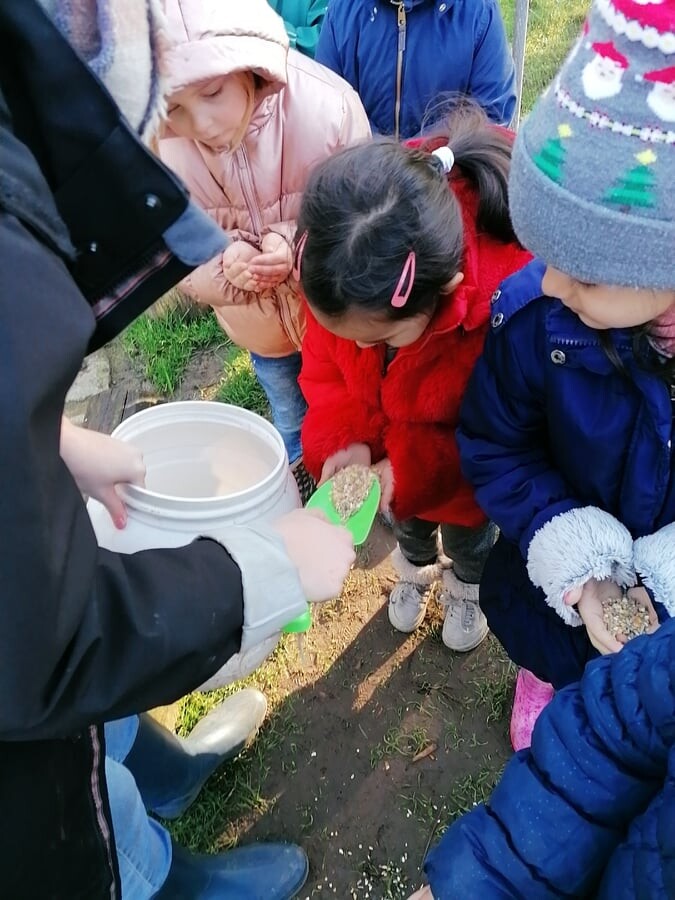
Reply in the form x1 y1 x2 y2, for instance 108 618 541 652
424 619 675 898
316 0 516 138
457 260 675 686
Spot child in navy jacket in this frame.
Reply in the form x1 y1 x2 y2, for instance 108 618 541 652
457 0 675 750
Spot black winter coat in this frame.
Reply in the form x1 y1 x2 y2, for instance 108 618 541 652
0 2 246 896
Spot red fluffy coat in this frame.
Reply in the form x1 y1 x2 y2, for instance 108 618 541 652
300 176 532 525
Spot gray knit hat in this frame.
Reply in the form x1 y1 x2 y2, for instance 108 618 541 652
510 0 675 289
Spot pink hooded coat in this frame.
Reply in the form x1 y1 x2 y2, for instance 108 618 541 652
160 0 371 357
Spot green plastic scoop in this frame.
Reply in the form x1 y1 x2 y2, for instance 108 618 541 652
283 473 381 638
305 474 381 547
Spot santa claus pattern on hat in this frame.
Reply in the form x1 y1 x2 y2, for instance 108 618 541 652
508 0 674 290
597 0 675 54
561 0 675 127
640 64 675 121
582 41 630 99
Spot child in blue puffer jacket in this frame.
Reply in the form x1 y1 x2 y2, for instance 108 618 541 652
456 0 675 751
410 617 675 900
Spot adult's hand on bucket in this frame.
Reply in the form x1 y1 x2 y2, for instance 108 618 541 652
273 508 355 601
60 417 146 530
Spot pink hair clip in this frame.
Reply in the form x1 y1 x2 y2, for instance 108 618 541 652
391 251 416 308
292 230 309 282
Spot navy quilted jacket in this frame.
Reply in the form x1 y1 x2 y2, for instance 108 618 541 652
424 619 675 898
457 259 675 556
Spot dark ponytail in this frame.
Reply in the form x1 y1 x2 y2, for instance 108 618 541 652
421 100 517 244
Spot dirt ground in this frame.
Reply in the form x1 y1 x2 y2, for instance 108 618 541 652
101 337 516 899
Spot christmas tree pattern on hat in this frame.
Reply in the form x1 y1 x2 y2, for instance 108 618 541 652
533 124 573 183
604 149 658 210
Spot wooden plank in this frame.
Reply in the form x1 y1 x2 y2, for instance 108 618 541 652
83 387 162 434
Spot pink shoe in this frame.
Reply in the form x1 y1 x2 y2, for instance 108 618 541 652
509 668 555 752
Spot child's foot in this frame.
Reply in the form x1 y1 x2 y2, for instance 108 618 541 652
388 548 443 633
439 568 488 651
388 581 429 632
510 668 555 751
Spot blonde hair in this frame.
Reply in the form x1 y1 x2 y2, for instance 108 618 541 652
228 71 256 152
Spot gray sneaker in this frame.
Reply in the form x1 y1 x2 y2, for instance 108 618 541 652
442 598 488 651
440 568 488 652
388 581 429 632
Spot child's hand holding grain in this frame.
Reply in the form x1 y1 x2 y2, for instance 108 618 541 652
371 457 394 513
222 240 259 290
319 443 372 485
566 578 631 655
248 233 293 288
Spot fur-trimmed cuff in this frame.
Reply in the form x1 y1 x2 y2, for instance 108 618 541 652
634 524 675 617
210 524 307 653
527 507 635 626
391 546 443 586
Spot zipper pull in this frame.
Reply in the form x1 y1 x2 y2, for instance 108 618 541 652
397 2 406 51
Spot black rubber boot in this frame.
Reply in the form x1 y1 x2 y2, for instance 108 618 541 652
155 840 309 899
124 689 267 819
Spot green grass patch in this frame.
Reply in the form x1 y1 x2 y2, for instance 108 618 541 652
500 0 588 113
215 349 271 419
123 306 224 394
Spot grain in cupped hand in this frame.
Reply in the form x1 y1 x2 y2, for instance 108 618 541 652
602 593 651 640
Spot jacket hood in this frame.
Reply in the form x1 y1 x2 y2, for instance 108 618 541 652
164 0 289 97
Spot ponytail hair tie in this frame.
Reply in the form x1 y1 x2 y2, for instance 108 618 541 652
430 145 455 176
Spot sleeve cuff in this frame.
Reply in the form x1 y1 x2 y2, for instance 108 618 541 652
206 524 307 652
634 524 675 617
527 507 635 625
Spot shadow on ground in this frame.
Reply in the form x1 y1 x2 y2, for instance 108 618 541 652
168 522 515 900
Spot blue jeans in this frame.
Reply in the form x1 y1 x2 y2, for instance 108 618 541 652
249 352 307 464
105 716 172 899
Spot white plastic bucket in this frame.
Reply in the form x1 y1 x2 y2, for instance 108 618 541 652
87 401 300 553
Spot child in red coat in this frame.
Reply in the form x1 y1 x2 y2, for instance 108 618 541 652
296 105 532 651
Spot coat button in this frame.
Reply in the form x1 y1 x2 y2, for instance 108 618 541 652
550 349 566 365
491 312 504 328
439 2 447 10
491 289 501 304
88 241 98 253
144 193 161 209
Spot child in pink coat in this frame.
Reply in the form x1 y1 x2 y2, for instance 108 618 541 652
159 0 370 495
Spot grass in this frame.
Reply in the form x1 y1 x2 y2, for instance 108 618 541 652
123 305 224 394
215 350 270 418
500 0 588 114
